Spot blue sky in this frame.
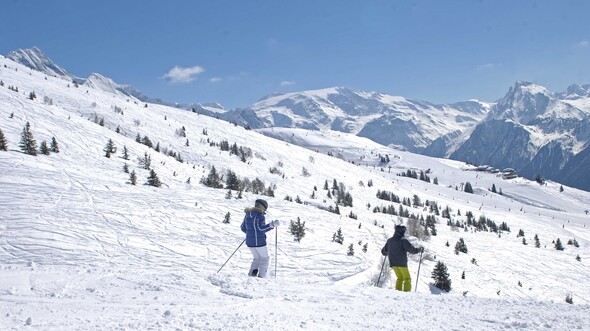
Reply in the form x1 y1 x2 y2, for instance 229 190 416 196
1 0 589 108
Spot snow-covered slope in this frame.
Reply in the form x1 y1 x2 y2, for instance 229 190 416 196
1 54 589 330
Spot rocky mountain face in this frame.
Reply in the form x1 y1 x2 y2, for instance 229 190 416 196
448 81 590 190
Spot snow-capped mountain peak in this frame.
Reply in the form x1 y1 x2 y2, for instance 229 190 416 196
7 46 71 78
83 73 123 95
490 81 553 124
559 84 590 100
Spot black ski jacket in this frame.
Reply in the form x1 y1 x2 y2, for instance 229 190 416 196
381 226 421 267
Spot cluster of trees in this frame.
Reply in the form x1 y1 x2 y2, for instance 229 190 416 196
134 133 184 163
10 122 60 156
444 211 511 234
398 168 437 184
214 139 252 163
324 179 353 207
201 166 275 197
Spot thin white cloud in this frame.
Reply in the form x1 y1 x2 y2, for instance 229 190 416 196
578 40 589 48
209 77 222 83
476 63 500 72
280 80 295 87
162 65 204 83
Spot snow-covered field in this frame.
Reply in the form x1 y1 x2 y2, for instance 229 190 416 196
1 55 589 330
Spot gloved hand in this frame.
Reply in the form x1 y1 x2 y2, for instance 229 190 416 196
419 247 425 253
271 220 281 228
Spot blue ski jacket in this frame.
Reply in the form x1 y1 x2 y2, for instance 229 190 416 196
241 207 273 247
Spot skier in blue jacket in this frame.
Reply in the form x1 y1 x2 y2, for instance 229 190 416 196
240 199 280 277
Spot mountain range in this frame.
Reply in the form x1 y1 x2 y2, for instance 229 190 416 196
7 47 590 192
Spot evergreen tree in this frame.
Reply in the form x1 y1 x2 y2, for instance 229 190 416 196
223 212 231 224
0 128 8 151
19 122 38 155
464 182 474 193
522 237 527 245
461 271 465 279
560 185 564 192
491 184 497 193
454 238 468 254
576 255 581 262
332 228 344 244
122 145 129 160
147 169 161 187
140 152 151 170
289 217 306 242
347 243 354 256
203 166 223 188
104 139 117 158
129 170 137 185
555 238 564 251
565 294 573 304
141 135 153 148
362 243 368 253
431 261 452 292
39 140 50 155
225 170 241 191
534 234 540 248
123 163 129 173
225 190 233 199
135 133 141 143
50 136 59 153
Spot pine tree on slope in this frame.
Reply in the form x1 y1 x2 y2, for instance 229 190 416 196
147 169 161 187
39 141 50 155
0 128 8 151
50 136 59 153
432 261 452 292
19 122 37 155
289 217 306 242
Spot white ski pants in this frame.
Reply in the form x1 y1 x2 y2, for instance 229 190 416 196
248 246 270 277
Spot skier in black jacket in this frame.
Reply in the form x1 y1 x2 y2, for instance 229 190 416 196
381 224 423 291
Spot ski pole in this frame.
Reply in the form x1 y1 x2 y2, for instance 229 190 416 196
376 257 386 287
414 249 424 292
274 226 278 278
217 239 245 273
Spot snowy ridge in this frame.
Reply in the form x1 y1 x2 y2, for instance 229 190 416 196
7 47 71 79
1 53 590 330
83 73 126 96
236 87 490 152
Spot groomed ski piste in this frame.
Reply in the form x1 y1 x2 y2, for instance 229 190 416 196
1 55 589 330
